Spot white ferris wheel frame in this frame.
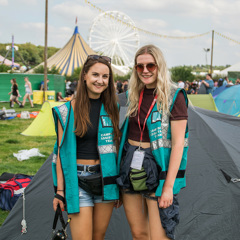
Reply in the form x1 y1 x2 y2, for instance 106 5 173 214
89 11 140 67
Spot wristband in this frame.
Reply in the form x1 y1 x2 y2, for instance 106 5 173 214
55 193 66 204
57 189 64 191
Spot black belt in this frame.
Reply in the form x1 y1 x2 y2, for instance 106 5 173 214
77 164 100 173
159 170 185 180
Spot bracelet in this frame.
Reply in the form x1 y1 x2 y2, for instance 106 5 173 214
57 189 64 191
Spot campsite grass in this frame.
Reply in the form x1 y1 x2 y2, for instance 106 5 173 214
0 102 56 226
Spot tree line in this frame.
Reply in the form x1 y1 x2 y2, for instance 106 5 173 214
0 42 230 82
0 42 59 67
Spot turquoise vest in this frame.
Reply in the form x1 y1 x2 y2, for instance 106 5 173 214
52 101 119 214
117 88 189 196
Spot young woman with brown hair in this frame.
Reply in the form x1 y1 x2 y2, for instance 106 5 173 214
52 55 121 240
8 78 22 108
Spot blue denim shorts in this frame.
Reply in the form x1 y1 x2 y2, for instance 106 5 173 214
77 164 113 207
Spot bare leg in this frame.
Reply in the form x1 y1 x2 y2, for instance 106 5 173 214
93 202 115 240
14 98 21 106
146 198 170 240
27 95 33 107
22 94 27 106
68 207 93 240
122 193 149 240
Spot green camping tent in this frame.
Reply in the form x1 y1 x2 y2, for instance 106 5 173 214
21 101 64 136
187 94 218 112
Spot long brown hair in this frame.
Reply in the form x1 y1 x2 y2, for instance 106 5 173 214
12 78 17 87
74 57 121 149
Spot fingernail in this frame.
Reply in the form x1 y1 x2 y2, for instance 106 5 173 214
62 209 64 211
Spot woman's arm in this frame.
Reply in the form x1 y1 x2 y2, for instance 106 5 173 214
9 85 13 95
53 120 65 211
16 89 20 97
158 119 187 208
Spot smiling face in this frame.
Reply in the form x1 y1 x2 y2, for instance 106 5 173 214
136 53 158 89
84 62 110 99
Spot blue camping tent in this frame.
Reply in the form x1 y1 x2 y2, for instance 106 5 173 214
212 85 229 98
215 85 240 116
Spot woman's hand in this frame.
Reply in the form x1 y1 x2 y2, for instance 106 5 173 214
158 186 173 209
114 192 123 208
53 190 65 211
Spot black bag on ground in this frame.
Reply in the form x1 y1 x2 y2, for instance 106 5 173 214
78 172 102 195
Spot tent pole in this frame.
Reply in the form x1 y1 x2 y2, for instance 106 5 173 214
210 30 214 74
1 49 11 65
43 0 48 102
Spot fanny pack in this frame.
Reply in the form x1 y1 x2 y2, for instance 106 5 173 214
129 168 148 191
78 172 102 196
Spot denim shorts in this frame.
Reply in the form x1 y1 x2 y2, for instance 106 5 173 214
77 164 113 207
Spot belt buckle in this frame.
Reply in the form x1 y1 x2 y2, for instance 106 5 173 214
87 166 95 173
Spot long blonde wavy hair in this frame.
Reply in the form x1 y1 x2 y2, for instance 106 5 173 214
127 44 177 117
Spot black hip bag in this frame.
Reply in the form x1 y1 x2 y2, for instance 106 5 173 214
78 172 102 196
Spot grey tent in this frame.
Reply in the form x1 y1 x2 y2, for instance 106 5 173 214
176 106 240 239
1 105 240 239
197 82 207 94
0 153 132 240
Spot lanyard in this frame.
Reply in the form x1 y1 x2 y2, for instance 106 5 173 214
137 89 157 147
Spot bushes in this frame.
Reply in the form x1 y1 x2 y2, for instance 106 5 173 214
0 65 10 72
170 66 195 83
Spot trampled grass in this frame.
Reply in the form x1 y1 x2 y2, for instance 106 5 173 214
0 102 56 226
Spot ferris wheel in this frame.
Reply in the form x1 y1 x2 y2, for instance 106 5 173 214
89 11 140 67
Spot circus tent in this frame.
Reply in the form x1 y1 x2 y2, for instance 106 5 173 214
28 26 127 76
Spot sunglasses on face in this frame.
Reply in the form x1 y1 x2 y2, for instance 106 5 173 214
135 63 157 73
87 55 111 64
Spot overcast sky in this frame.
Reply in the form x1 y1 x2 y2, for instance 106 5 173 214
0 0 240 67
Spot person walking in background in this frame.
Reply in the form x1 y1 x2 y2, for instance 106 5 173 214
201 73 214 94
116 80 123 94
178 80 184 88
52 55 121 240
8 78 22 108
21 77 34 108
123 79 129 92
70 80 78 96
117 44 188 240
65 80 72 96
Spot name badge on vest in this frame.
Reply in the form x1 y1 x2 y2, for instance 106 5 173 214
131 149 145 170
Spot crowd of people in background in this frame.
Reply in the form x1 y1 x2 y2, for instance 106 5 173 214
115 80 128 94
179 75 240 95
62 79 129 101
8 73 239 108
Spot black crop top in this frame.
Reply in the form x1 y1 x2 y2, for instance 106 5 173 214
76 98 101 159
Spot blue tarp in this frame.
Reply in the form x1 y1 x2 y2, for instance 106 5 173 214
215 85 240 116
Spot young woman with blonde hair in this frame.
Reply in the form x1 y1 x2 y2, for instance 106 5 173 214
117 45 189 240
52 55 121 240
22 77 34 108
